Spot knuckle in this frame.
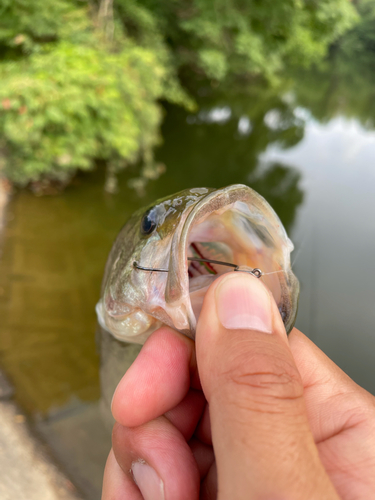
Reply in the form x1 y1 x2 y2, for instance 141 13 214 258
220 351 304 412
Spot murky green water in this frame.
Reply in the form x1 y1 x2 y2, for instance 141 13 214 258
0 85 309 414
1 61 375 497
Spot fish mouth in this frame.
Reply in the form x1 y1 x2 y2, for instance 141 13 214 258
165 184 298 337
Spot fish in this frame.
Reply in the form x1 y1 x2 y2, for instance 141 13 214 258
96 184 299 346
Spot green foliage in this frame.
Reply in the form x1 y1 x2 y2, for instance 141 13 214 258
0 41 166 184
0 1 190 188
0 0 359 189
293 0 375 126
0 0 72 50
118 0 358 85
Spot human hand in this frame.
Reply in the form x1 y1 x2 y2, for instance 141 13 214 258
102 272 375 500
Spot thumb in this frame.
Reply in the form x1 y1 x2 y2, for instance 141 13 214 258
195 272 338 500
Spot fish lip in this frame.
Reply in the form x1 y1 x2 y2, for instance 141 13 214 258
96 299 131 334
165 184 265 330
165 183 295 335
104 293 134 318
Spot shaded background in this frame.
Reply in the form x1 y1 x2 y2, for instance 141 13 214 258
0 1 375 498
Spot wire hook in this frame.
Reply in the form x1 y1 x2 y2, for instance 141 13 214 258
133 258 263 279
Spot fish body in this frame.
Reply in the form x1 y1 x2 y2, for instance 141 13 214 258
97 184 299 423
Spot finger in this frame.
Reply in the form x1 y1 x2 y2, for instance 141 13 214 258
102 449 142 500
113 417 200 500
200 462 217 500
289 328 375 441
189 438 215 479
194 403 212 446
289 329 375 497
196 272 339 500
112 327 199 427
165 389 206 440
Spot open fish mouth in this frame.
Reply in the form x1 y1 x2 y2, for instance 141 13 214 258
164 185 299 337
97 184 299 344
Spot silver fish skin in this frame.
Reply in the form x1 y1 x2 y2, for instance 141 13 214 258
96 184 299 346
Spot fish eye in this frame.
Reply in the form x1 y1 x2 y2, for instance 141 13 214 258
140 210 157 235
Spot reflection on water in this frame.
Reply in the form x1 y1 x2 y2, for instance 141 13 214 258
149 97 304 232
263 116 375 393
1 60 375 498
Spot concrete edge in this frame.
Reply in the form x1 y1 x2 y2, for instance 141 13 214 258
0 393 84 500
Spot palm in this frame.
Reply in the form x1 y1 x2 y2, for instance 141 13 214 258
172 328 375 499
109 327 375 500
289 329 375 499
169 363 375 499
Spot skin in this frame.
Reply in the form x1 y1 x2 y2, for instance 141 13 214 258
102 273 375 500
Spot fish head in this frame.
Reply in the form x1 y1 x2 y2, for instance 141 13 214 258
96 184 299 344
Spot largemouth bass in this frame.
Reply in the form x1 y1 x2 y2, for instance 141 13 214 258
97 184 299 423
97 184 299 339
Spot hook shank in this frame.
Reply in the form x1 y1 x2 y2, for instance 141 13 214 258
133 258 263 279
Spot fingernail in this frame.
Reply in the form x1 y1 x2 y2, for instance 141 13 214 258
215 273 273 333
132 460 165 500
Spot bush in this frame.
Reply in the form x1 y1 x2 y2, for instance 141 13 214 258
0 41 168 186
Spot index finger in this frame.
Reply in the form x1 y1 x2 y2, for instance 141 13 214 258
111 327 201 428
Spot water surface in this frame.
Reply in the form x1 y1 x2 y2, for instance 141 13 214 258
0 67 375 498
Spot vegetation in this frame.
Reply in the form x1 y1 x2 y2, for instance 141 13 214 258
294 0 375 127
0 0 358 190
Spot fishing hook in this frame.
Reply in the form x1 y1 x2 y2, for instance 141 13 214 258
133 258 263 279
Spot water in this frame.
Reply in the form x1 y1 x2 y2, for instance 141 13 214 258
1 68 375 498
264 116 375 389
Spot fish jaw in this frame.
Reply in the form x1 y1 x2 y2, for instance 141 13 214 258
97 271 162 343
99 222 192 342
96 299 161 343
97 184 300 344
165 184 299 338
164 185 264 336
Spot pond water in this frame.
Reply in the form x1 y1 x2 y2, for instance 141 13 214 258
1 67 375 498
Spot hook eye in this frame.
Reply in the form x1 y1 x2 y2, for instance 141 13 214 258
234 266 263 278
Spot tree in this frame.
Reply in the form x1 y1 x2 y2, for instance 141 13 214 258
0 0 358 190
119 0 356 85
293 0 375 126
